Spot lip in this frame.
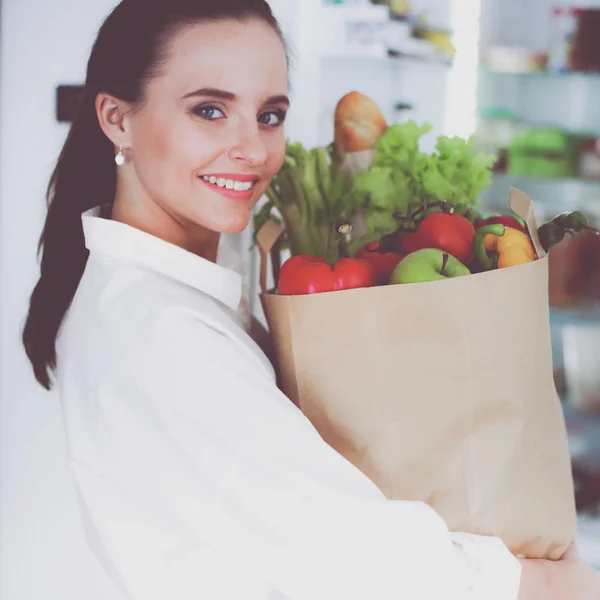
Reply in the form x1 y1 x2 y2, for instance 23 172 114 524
199 175 258 201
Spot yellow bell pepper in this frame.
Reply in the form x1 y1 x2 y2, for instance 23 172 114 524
474 224 537 270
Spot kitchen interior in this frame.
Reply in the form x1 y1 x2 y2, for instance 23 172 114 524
261 0 600 568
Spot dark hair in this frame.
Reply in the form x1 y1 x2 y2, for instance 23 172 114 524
23 0 288 390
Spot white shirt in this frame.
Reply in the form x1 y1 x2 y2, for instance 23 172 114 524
56 207 522 600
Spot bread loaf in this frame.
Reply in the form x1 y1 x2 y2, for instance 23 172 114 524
334 91 387 155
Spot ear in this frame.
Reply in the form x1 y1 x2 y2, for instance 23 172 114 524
95 92 132 149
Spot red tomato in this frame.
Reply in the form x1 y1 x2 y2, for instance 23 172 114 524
398 231 419 255
413 213 475 264
278 255 377 296
356 241 404 284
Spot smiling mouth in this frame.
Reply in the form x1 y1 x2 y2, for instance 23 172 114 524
200 175 256 192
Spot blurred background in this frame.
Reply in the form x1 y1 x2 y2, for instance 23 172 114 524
1 0 599 597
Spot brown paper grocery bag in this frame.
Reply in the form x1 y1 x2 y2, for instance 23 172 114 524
257 190 577 560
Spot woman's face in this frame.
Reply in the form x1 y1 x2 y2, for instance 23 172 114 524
120 18 289 239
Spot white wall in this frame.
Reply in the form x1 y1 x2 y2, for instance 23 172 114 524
0 0 127 596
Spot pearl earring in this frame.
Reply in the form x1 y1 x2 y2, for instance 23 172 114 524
115 143 126 166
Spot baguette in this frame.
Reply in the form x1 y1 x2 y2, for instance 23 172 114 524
334 91 387 155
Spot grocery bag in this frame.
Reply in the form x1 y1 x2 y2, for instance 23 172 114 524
256 188 577 560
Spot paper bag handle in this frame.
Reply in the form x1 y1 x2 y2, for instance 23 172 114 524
508 187 548 259
256 220 286 293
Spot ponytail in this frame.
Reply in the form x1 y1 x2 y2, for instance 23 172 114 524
23 94 116 389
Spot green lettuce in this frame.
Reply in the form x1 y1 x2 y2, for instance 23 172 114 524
348 121 496 242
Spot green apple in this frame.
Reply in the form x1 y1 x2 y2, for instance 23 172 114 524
390 248 471 284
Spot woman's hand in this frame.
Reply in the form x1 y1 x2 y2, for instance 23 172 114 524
518 545 600 599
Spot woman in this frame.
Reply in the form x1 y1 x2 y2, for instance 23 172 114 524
22 1 599 598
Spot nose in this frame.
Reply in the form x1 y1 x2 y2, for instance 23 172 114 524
228 122 268 166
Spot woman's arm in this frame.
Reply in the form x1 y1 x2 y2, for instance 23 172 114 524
64 306 524 600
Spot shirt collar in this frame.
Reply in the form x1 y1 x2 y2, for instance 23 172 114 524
81 206 243 311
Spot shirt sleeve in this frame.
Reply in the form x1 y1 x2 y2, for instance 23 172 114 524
64 305 522 600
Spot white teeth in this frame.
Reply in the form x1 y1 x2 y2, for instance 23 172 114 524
202 175 255 191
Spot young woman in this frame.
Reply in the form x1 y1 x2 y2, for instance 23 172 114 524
23 1 599 598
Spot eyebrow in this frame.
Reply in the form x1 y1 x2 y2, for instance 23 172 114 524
182 87 290 107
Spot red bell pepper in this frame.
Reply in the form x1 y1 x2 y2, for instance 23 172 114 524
476 214 528 235
355 241 404 284
411 213 476 264
277 254 377 296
